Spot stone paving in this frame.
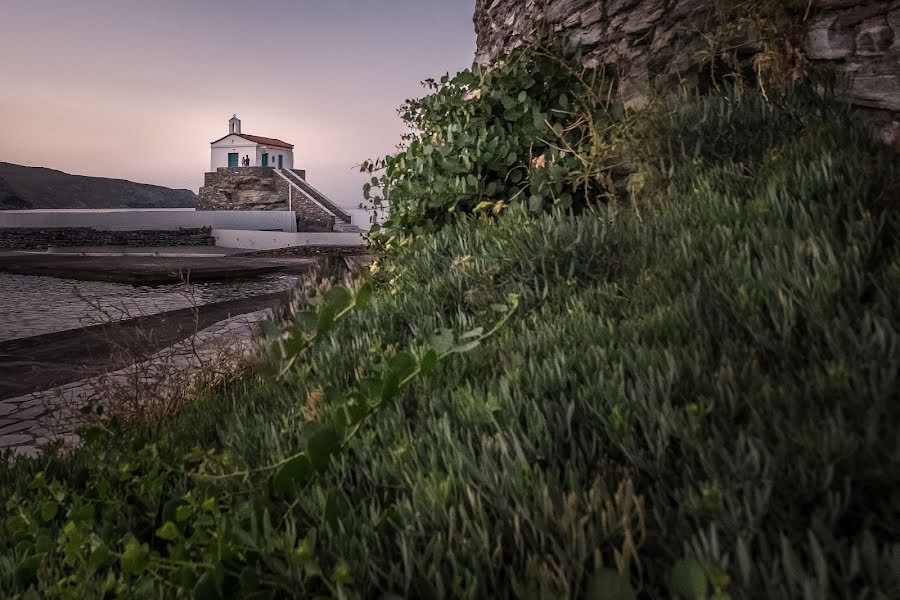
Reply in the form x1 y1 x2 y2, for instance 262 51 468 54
0 309 273 459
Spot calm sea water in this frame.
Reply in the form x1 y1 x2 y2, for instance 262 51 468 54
0 272 299 342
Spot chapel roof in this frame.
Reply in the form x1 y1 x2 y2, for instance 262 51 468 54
210 133 294 149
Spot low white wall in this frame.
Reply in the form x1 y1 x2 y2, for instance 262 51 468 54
344 206 390 232
0 210 297 232
212 229 363 250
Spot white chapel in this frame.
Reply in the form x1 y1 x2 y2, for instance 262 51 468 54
209 115 295 171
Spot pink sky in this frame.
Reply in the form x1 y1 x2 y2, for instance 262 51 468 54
0 0 476 206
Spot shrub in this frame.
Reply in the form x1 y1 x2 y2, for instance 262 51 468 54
362 47 625 240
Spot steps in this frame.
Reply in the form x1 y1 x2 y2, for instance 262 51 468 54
280 169 352 223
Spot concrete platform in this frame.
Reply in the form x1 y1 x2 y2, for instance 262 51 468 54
0 253 316 284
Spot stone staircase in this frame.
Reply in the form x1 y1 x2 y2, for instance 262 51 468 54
280 169 352 224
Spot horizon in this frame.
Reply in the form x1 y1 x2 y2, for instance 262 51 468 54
0 0 477 206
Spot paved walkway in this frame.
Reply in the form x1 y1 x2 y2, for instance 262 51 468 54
0 292 291 400
0 309 272 458
43 245 249 256
0 253 316 283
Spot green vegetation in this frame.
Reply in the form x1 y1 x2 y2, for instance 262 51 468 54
2 50 899 598
361 48 624 239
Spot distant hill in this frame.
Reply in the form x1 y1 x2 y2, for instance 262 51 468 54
0 162 196 209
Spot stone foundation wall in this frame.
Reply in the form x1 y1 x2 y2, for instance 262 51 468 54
474 0 900 146
0 228 213 250
198 168 286 211
198 167 336 232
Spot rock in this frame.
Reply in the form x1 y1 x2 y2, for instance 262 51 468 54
473 0 900 148
855 21 894 56
806 14 856 59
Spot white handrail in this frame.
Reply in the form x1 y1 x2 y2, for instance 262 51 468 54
273 169 337 218
286 171 350 220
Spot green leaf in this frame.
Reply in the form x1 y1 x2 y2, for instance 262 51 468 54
381 369 401 404
429 328 455 354
307 426 342 469
419 349 439 377
586 568 636 600
517 90 528 103
669 559 708 600
68 502 94 524
323 285 354 314
451 340 481 354
155 521 181 541
316 306 337 336
295 310 318 335
528 194 545 212
120 538 149 574
389 351 418 381
39 501 58 522
354 283 373 309
460 327 484 340
331 560 353 585
271 454 314 494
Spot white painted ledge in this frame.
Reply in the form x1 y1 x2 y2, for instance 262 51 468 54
212 229 364 250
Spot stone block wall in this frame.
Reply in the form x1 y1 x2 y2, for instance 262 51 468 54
474 0 900 146
198 168 287 211
0 228 213 250
272 176 336 232
805 1 900 147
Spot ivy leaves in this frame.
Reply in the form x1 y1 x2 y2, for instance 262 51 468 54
361 48 607 241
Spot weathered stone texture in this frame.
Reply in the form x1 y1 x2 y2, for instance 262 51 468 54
198 168 286 211
0 228 212 250
474 0 900 138
198 168 336 232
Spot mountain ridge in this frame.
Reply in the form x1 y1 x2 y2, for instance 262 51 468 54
0 162 197 210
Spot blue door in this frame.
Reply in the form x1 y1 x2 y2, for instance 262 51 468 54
228 153 239 168
261 153 268 167
278 154 283 169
